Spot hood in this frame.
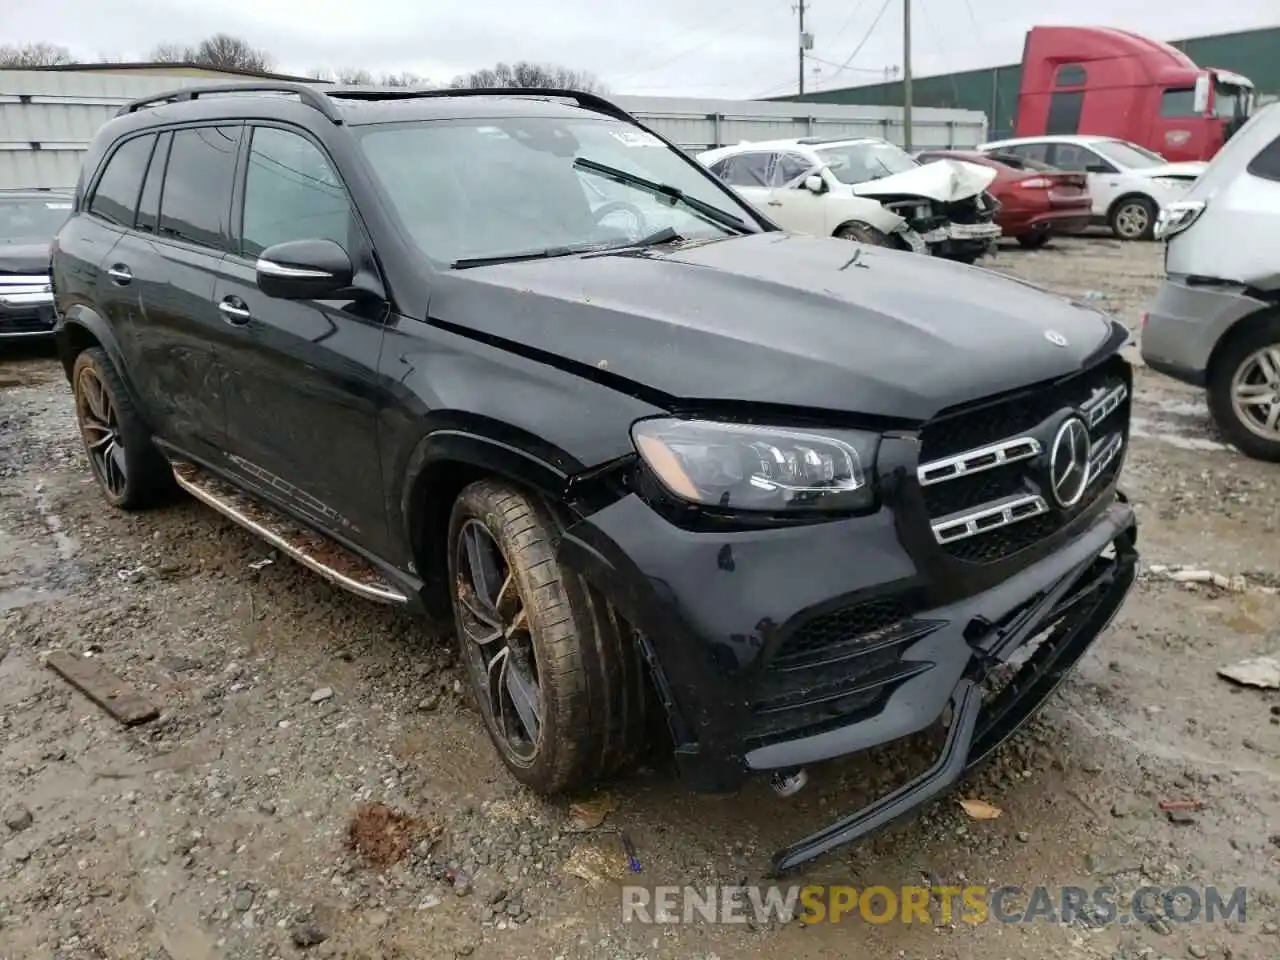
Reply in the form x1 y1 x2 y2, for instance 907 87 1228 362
1132 161 1207 179
0 242 51 275
428 233 1118 422
851 159 997 202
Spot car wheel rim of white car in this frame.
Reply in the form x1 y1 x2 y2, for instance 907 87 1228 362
1116 203 1149 238
1230 346 1280 440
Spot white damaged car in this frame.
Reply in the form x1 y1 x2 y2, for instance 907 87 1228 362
697 136 1002 263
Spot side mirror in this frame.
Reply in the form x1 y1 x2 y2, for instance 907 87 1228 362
1193 71 1211 114
256 239 353 301
804 174 825 194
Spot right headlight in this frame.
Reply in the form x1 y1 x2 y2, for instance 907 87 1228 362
631 417 878 514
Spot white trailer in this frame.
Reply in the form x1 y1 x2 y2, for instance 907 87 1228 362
0 70 988 189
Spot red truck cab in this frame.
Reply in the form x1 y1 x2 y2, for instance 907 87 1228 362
1014 26 1255 162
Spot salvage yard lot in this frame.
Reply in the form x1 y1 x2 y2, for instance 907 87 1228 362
2 236 1279 960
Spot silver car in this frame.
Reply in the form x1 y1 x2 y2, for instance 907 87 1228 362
1141 102 1280 460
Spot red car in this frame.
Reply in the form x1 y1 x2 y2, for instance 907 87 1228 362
915 149 1092 249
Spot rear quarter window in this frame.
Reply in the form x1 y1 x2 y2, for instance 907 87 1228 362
88 134 157 227
1247 135 1280 182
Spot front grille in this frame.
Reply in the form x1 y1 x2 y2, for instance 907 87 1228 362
917 358 1130 564
0 307 55 334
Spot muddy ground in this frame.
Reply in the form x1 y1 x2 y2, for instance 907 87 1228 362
2 236 1279 960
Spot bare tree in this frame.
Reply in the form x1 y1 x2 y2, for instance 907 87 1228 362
450 61 605 93
146 35 273 72
308 67 432 87
148 43 188 64
189 34 273 72
0 42 74 67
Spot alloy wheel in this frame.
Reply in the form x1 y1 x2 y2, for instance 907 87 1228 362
454 519 543 764
75 366 128 499
1230 345 1280 441
1114 202 1150 239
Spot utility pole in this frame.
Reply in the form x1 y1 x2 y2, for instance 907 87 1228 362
902 0 913 150
798 0 807 96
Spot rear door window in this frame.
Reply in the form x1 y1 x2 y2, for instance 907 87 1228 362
723 152 774 187
999 142 1050 164
157 125 242 249
135 132 172 234
88 134 157 227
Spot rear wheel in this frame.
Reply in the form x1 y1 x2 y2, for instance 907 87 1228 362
447 480 651 794
1109 196 1156 241
1016 233 1051 250
71 348 174 510
1207 315 1280 462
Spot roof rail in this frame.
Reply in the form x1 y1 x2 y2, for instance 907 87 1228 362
115 82 636 126
116 81 343 123
319 86 635 123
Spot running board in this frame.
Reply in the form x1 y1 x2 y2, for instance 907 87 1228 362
171 462 408 605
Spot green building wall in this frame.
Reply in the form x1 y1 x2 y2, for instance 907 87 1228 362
776 26 1280 141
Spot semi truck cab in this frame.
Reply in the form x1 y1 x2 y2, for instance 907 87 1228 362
1014 26 1255 163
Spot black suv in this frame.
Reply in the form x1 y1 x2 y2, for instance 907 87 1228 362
51 83 1138 873
1 188 72 340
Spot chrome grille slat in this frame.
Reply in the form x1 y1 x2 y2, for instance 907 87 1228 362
932 493 1048 545
917 436 1041 487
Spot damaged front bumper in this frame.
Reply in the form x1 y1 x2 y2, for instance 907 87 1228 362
558 471 1137 872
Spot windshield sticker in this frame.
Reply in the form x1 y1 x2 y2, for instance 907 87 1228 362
609 130 663 148
45 202 72 209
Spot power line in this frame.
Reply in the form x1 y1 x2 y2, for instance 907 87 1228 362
830 0 893 76
613 0 761 81
825 0 869 52
806 53 897 76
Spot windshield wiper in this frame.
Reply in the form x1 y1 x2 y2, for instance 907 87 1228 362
451 242 611 269
572 158 751 234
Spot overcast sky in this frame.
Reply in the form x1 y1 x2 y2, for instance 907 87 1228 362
5 0 1278 98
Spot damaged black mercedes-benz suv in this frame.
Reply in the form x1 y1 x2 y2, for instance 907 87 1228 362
51 82 1137 875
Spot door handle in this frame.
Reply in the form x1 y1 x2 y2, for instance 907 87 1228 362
218 297 251 325
766 200 783 207
107 264 132 285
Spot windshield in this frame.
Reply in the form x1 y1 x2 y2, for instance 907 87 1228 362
357 116 756 264
1092 140 1167 168
0 197 71 244
815 141 918 185
1214 82 1250 119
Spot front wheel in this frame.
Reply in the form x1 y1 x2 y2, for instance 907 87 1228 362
834 222 895 247
1109 197 1156 241
1016 233 1051 250
447 480 651 794
1207 316 1280 462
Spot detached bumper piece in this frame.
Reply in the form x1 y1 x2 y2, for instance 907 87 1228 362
767 524 1137 876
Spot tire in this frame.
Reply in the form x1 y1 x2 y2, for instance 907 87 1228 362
1206 314 1280 462
71 347 174 510
834 222 895 247
1017 233 1051 250
1108 196 1157 241
447 479 650 794
946 251 984 265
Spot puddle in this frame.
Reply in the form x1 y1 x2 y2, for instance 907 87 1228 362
0 478 82 612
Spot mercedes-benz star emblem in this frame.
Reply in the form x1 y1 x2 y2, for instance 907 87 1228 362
1044 330 1069 347
1049 417 1091 508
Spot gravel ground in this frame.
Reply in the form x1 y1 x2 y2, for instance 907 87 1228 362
2 236 1279 960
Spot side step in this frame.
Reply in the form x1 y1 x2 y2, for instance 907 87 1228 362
171 462 408 605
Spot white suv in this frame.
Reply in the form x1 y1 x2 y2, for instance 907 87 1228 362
697 137 1001 263
978 135 1205 240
